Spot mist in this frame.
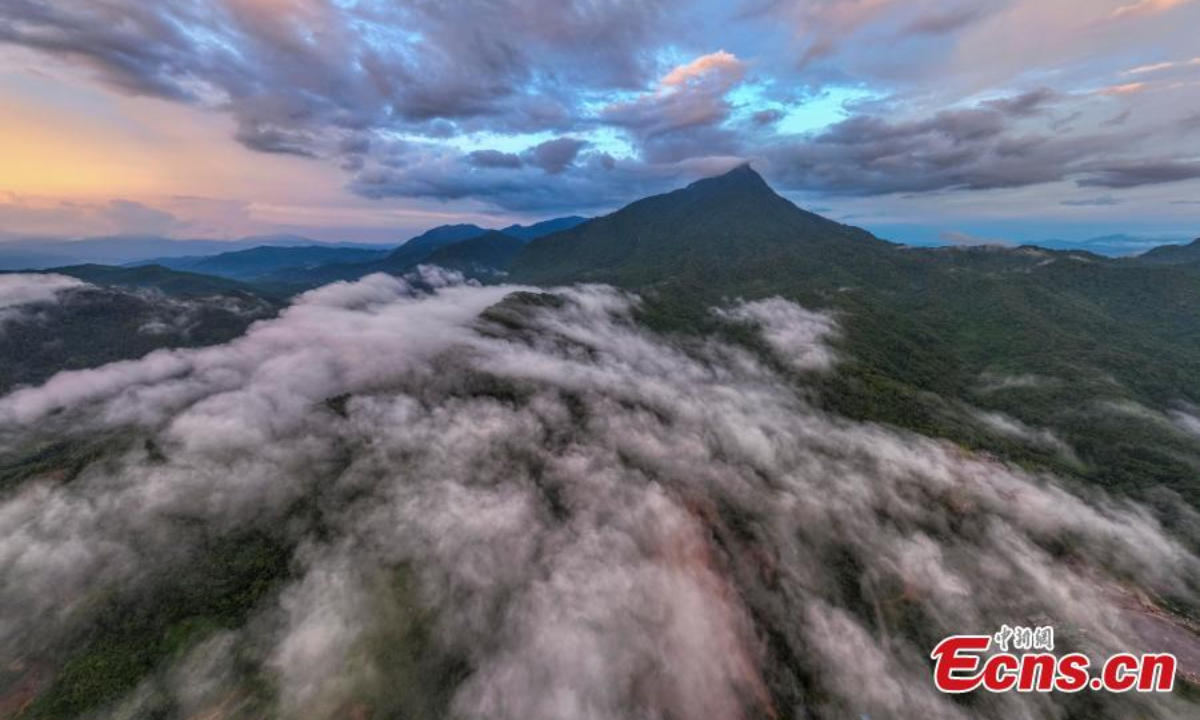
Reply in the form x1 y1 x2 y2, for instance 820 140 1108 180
0 270 1196 719
0 273 87 326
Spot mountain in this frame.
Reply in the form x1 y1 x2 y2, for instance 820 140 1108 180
420 231 526 280
383 224 490 268
1033 234 1192 257
242 219 587 289
43 264 271 298
501 216 589 241
1132 238 1200 265
512 163 896 289
0 269 278 392
272 224 490 286
130 245 390 280
0 234 381 270
3 166 1200 720
514 165 1200 508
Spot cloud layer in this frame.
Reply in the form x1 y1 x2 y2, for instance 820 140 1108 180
0 273 86 324
0 272 1196 718
2 0 1198 221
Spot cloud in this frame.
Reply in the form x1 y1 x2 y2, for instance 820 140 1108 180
0 273 87 325
903 3 990 34
1061 195 1123 206
1101 82 1150 96
965 406 1075 457
761 85 1200 198
101 199 185 235
347 145 740 213
1078 159 1200 188
939 230 1014 246
0 196 192 240
981 87 1061 117
234 121 320 158
1125 57 1200 75
751 108 786 126
715 298 839 371
468 149 524 170
0 273 1196 718
660 50 745 87
2 0 1197 218
1103 109 1134 127
744 0 995 67
523 137 588 175
1111 0 1198 20
603 51 748 163
767 97 1112 195
0 0 683 162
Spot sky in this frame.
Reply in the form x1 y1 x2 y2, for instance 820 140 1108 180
0 0 1198 246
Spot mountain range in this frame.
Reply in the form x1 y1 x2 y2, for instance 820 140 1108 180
8 166 1199 508
1031 233 1194 257
0 234 382 270
2 165 1199 719
0 217 591 273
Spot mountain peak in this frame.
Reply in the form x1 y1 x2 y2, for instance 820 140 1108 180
686 163 772 195
686 163 777 202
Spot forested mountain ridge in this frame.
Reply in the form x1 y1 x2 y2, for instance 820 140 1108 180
514 166 1200 509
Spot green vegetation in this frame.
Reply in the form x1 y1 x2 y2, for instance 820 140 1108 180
45 265 272 298
25 531 293 719
0 280 278 394
512 166 1200 511
1130 238 1200 266
2 168 1197 717
137 245 390 281
420 231 526 280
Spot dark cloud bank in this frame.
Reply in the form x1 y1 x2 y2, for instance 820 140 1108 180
4 1 1198 214
0 271 1196 718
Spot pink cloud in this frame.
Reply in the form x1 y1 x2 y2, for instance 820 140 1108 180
1111 0 1197 20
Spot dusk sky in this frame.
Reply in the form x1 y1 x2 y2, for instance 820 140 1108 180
1 0 1198 245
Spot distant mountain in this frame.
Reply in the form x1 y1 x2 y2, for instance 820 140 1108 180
130 245 390 280
271 224 490 286
0 234 383 270
262 219 591 288
1033 234 1191 257
1131 238 1200 265
421 231 525 280
382 224 490 269
501 216 589 242
44 264 272 298
0 218 587 278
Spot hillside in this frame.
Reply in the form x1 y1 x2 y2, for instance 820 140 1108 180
44 264 272 298
514 166 1200 508
131 245 390 280
420 231 526 280
273 218 584 287
512 164 897 289
0 272 278 392
271 224 489 286
1133 238 1200 265
501 216 588 241
1 167 1198 720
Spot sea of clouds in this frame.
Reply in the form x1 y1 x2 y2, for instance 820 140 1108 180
0 269 1196 719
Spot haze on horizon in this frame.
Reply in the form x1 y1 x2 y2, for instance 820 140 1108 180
1 0 1198 246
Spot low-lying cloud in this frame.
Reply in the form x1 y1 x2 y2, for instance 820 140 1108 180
0 271 1196 718
0 273 87 325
